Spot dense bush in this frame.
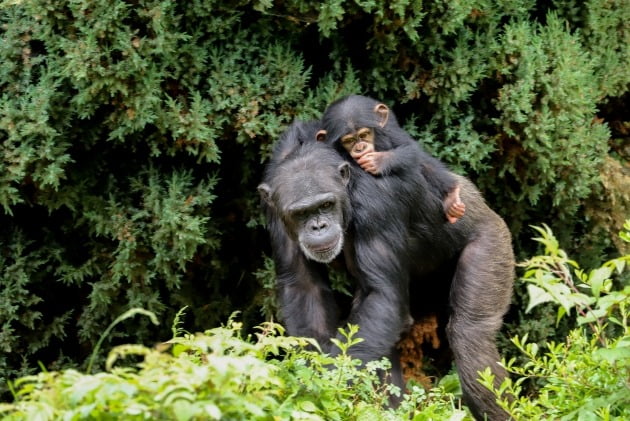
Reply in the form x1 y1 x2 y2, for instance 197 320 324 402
1 225 627 420
1 0 628 394
0 312 472 420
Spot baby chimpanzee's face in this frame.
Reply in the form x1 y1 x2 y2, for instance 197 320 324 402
340 127 375 159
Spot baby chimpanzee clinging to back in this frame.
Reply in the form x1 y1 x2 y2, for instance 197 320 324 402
319 95 465 224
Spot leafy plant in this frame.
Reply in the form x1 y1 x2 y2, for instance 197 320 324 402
521 222 629 340
1 0 628 396
0 313 470 420
480 222 630 419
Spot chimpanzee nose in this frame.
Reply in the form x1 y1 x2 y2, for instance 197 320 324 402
311 219 328 231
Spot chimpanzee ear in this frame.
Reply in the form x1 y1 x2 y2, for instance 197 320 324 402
257 183 274 207
374 103 389 127
316 129 327 142
338 162 350 186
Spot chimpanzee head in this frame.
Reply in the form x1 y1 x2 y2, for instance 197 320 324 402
320 94 399 151
258 121 352 263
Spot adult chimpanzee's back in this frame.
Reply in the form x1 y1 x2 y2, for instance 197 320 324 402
259 119 514 420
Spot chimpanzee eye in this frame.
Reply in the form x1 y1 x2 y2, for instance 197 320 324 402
341 137 356 147
321 201 333 210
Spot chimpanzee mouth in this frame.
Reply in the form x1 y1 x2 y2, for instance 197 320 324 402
313 239 339 253
303 236 343 263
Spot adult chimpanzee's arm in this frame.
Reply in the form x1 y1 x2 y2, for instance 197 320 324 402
267 215 339 352
335 226 410 363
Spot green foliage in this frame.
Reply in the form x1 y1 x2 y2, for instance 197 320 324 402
0 0 628 395
0 0 361 385
482 329 630 420
480 223 630 419
521 223 629 332
0 315 470 420
557 0 630 98
492 15 609 216
86 308 159 374
252 254 282 323
0 230 70 383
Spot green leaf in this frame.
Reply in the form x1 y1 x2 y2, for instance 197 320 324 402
526 284 554 312
299 400 318 412
556 306 567 326
587 267 613 298
594 346 630 363
172 400 196 421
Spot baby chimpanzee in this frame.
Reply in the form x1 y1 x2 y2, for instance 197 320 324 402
319 95 465 223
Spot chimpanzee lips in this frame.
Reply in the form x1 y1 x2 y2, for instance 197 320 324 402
301 235 344 263
312 239 338 253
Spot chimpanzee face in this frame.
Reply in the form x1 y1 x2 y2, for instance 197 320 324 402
341 128 375 160
258 157 351 263
321 95 391 148
285 191 345 263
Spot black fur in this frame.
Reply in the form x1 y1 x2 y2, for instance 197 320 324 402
259 118 514 420
322 94 458 203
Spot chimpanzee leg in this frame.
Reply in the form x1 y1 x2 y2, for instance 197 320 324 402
446 223 514 421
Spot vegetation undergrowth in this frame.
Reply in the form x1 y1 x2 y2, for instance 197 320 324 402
481 221 630 420
1 222 628 420
0 311 469 421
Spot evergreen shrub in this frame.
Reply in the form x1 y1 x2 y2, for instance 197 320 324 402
1 0 628 390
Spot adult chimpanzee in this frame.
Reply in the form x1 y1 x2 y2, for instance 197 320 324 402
320 95 465 224
258 117 514 420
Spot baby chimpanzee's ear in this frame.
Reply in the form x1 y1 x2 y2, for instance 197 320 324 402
374 104 389 128
316 129 327 142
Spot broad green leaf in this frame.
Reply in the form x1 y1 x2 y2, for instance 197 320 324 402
594 346 630 363
587 266 613 298
526 284 554 312
299 400 318 412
